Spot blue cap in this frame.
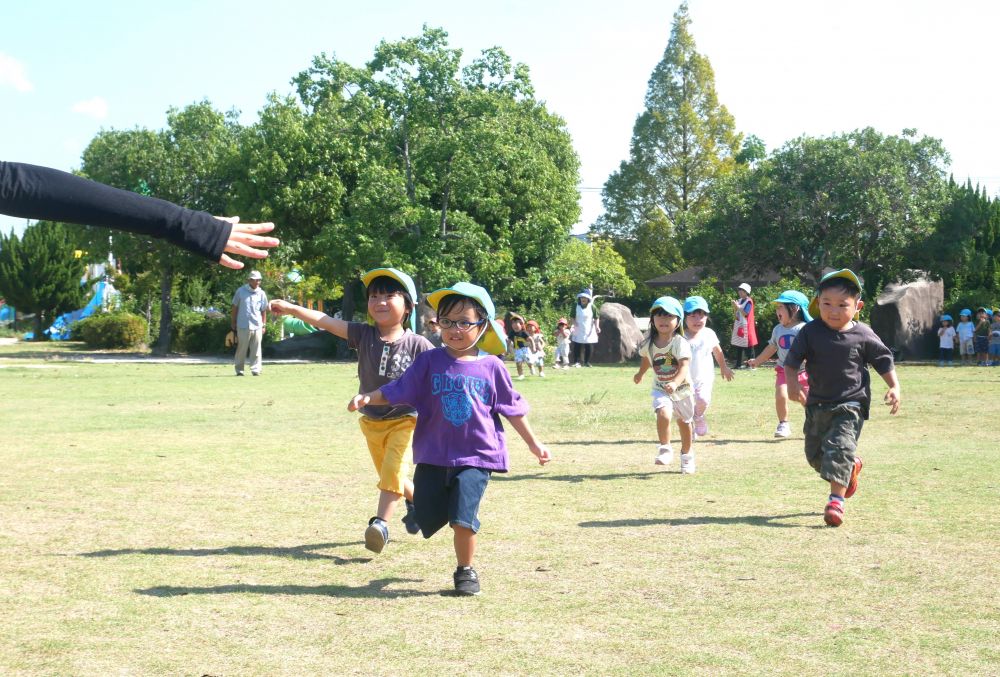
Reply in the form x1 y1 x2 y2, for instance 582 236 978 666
772 290 813 322
941 314 953 322
577 288 593 301
361 267 419 329
650 296 684 322
424 282 507 355
683 296 709 314
960 308 972 317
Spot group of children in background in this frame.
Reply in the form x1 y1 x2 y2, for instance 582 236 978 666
633 270 900 528
264 266 902 596
940 307 1000 366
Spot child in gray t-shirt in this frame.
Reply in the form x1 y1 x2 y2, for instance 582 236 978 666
270 267 433 553
784 270 900 528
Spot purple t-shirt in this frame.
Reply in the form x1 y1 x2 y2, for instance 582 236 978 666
379 348 529 471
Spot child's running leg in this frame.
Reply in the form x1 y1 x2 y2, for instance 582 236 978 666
453 525 476 567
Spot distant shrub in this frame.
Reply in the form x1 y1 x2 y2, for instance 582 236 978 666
74 313 148 349
171 312 230 354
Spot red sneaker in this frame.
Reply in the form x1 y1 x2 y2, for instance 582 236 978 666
844 457 864 499
824 500 844 527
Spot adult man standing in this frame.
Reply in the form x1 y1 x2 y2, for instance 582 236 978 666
231 270 268 376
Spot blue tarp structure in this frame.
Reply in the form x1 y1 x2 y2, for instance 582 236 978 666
45 280 109 340
0 302 13 323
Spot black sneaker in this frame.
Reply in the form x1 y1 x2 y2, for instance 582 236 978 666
364 517 389 554
401 500 420 535
453 566 481 596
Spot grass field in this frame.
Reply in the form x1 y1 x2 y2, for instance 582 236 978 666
1 343 998 676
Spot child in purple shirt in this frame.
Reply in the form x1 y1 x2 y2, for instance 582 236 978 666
350 282 550 596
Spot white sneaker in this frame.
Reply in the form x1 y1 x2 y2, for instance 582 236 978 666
516 375 525 381
774 421 791 438
573 363 582 368
654 445 673 466
539 372 546 378
680 452 696 474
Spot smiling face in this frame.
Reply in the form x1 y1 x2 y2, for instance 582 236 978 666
652 309 680 337
437 296 488 356
684 309 708 333
816 287 863 332
510 318 525 333
366 278 411 331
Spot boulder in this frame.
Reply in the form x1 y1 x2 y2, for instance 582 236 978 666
592 302 644 363
870 276 943 360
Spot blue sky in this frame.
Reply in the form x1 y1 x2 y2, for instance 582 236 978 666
3 0 999 237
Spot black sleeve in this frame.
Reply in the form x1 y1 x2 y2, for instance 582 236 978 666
864 327 895 375
0 161 231 261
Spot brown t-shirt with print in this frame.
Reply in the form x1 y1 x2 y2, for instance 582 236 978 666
347 323 434 419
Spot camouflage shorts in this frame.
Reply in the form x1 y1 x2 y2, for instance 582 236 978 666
803 402 864 487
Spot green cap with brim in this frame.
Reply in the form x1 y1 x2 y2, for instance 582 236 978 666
424 282 507 356
361 267 418 329
809 269 863 319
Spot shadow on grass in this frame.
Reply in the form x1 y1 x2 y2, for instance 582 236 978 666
135 577 438 599
494 471 666 483
579 512 819 529
547 439 649 446
547 438 788 447
80 542 368 564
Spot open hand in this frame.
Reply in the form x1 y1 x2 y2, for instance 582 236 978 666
216 217 279 270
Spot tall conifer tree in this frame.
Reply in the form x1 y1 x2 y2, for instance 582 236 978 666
596 2 740 272
0 222 85 338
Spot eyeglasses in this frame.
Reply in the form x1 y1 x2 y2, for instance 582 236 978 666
368 292 403 304
437 317 485 332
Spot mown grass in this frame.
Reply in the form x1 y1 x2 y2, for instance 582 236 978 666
1 344 998 675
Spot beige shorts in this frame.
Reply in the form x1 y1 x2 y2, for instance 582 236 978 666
651 389 695 423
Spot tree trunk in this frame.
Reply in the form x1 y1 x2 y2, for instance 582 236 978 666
341 278 358 322
32 313 43 341
152 261 174 356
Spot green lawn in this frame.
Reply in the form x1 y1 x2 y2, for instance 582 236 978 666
1 344 998 675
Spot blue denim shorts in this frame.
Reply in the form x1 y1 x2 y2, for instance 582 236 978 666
412 464 491 537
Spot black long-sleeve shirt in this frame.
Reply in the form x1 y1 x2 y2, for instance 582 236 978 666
0 161 231 261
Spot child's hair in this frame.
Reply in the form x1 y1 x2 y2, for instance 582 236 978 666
437 294 487 321
817 276 861 299
366 276 414 327
781 303 806 322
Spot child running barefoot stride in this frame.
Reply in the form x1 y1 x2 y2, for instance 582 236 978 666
682 296 734 437
784 270 900 527
269 268 433 553
349 282 550 596
747 290 812 438
634 296 697 473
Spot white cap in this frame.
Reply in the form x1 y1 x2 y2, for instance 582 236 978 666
737 282 751 294
248 270 263 280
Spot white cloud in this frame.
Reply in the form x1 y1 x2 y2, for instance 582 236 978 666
0 52 33 92
70 96 109 120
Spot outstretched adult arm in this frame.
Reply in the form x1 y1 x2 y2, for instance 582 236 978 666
0 161 277 268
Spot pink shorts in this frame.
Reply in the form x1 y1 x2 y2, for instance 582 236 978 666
775 366 809 393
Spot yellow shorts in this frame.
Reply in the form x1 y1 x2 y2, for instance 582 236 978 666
358 415 416 496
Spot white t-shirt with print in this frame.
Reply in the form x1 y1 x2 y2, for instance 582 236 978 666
939 326 957 349
643 334 693 401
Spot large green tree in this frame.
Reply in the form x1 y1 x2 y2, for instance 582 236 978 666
691 128 951 288
79 102 242 353
0 222 85 338
283 26 580 314
595 1 740 286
